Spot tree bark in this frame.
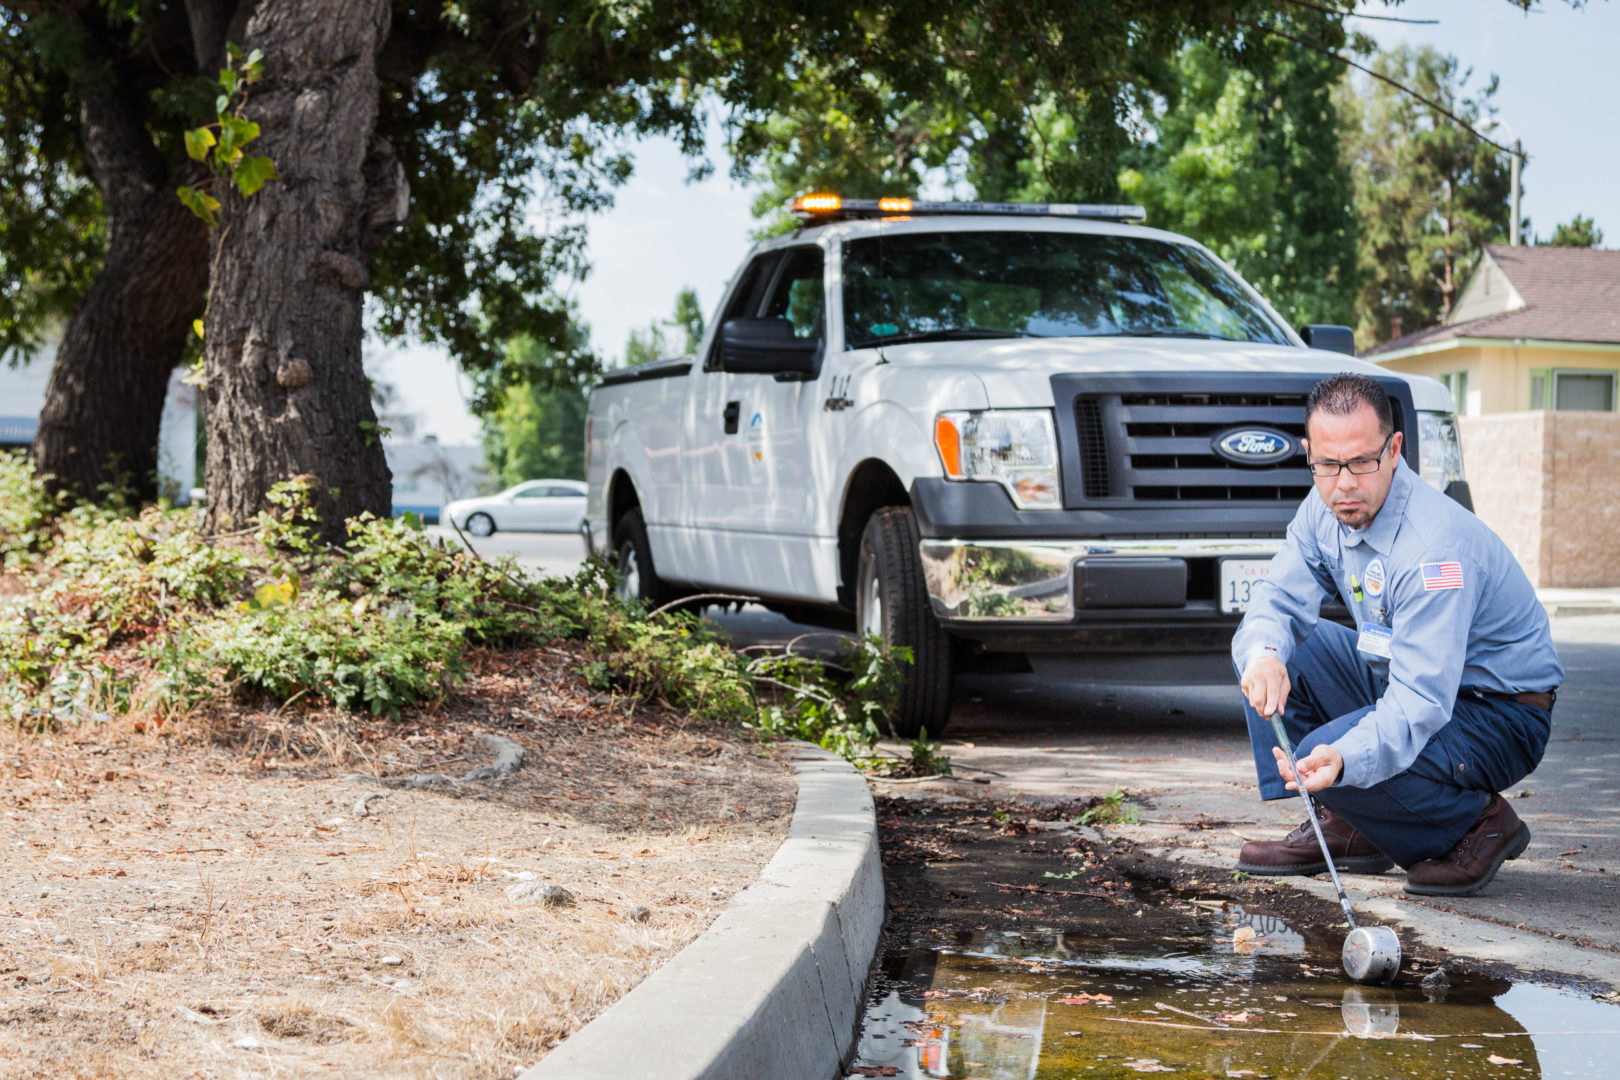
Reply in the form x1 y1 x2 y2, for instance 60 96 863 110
201 0 394 540
32 86 210 504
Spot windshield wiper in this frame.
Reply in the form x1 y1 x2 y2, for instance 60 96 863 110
1117 329 1245 342
855 327 1046 348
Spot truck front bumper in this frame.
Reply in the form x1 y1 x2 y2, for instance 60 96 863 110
919 537 1285 625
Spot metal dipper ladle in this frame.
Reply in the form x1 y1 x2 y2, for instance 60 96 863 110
1265 713 1403 984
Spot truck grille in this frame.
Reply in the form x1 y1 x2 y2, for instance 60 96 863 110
1055 374 1410 509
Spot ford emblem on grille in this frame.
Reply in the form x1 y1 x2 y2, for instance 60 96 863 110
1212 426 1296 465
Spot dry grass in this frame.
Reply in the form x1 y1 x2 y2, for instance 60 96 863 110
0 646 795 1078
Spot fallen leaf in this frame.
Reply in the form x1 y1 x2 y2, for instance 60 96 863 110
1056 993 1114 1005
1233 926 1258 944
1216 1011 1255 1023
1486 1055 1523 1066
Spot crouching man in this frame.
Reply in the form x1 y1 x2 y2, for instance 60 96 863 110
1233 373 1562 896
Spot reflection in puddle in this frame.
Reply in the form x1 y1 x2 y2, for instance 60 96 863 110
849 920 1620 1079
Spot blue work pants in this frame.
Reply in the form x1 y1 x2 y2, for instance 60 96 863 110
1240 621 1550 867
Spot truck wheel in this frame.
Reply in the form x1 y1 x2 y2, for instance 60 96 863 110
856 506 954 739
613 508 670 608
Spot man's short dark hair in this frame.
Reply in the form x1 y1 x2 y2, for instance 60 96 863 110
1305 373 1394 438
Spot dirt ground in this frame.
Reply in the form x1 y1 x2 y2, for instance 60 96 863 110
0 647 796 1079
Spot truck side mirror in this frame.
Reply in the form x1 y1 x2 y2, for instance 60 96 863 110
719 318 821 378
1298 324 1356 356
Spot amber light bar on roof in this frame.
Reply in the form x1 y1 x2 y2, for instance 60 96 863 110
788 193 1146 223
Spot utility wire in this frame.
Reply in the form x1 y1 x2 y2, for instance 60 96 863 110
1279 0 1440 24
1235 19 1516 156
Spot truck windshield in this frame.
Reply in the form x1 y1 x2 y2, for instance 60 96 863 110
842 231 1291 349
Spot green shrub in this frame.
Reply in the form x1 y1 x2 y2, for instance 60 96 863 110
0 471 916 767
0 452 63 564
41 506 253 637
168 590 467 717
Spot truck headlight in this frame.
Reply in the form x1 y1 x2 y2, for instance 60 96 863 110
1417 410 1466 490
934 409 1061 509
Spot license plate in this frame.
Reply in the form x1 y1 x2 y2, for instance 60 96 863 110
1220 558 1273 614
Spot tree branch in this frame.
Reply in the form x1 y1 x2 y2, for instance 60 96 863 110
182 0 236 71
76 83 167 221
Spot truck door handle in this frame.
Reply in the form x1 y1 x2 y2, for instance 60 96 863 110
723 401 740 435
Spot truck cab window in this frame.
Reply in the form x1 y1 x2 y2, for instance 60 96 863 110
705 251 781 370
762 247 826 341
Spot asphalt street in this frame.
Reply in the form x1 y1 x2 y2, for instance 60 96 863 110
445 529 1620 982
424 525 590 580
932 616 1620 977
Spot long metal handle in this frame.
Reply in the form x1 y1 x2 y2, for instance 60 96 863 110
1266 713 1360 931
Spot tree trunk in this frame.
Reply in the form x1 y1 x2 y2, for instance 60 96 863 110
201 0 393 540
32 194 208 503
32 86 210 504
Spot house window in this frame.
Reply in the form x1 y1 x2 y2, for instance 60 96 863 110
1439 370 1470 415
1553 370 1617 412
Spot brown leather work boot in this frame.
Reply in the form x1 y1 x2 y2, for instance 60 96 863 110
1403 794 1531 897
1235 804 1393 876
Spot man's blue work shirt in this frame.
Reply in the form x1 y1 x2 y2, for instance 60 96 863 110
1231 457 1563 789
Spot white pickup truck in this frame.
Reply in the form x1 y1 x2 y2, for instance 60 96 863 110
583 196 1468 736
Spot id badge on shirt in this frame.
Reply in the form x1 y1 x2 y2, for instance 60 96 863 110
1357 623 1393 660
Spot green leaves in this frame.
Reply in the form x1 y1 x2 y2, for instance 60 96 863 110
184 127 216 161
175 185 221 228
234 155 277 196
216 117 260 161
174 54 275 228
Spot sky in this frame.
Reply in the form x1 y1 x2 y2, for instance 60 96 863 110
369 0 1620 447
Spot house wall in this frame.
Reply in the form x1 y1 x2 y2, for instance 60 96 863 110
1460 411 1620 587
1448 255 1522 325
1381 343 1620 415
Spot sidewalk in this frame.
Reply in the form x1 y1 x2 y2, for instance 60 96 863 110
1538 586 1620 617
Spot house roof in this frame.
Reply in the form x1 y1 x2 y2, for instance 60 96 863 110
1365 244 1620 357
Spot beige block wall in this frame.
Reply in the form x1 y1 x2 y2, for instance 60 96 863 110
1460 411 1620 587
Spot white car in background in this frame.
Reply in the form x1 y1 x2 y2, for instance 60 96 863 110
445 480 587 536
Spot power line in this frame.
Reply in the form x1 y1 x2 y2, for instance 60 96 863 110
1235 19 1516 156
1279 0 1441 25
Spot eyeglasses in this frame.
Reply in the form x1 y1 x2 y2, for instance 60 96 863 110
1306 433 1393 477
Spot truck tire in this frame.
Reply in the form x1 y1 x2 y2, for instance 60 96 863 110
856 506 954 739
613 508 671 608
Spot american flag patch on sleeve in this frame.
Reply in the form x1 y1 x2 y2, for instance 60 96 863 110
1422 561 1465 590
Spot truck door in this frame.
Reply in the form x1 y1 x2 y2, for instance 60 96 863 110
745 245 826 536
708 244 829 598
677 249 782 581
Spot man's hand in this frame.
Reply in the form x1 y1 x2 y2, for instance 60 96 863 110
1273 743 1344 793
1241 655 1290 718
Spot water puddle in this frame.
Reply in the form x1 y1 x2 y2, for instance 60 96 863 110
847 906 1620 1079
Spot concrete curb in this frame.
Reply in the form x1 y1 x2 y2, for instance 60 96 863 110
1137 842 1620 989
521 744 884 1080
